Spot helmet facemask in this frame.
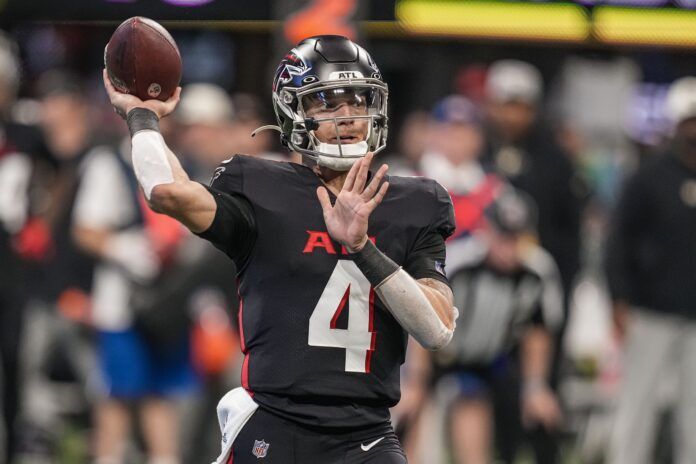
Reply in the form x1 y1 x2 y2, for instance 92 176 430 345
275 80 388 171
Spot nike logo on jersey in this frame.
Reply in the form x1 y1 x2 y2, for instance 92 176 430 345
360 437 385 452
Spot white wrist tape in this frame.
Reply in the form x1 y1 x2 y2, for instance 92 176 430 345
375 268 454 351
131 130 174 200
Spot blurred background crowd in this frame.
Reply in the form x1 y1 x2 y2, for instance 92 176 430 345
1 0 696 463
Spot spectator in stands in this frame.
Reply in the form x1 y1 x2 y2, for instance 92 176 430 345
419 95 503 240
0 31 54 463
606 76 696 464
434 188 563 464
35 70 96 307
10 71 100 461
176 84 282 172
483 59 582 296
176 83 238 181
72 122 199 464
382 110 430 176
421 96 486 194
229 92 285 160
482 60 583 463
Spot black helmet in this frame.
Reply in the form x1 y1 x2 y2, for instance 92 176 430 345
271 35 388 170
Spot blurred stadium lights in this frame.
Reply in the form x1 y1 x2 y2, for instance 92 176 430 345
7 0 696 49
594 6 696 47
396 0 590 42
396 0 696 48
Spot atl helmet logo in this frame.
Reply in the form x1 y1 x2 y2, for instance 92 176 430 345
252 439 269 458
329 71 364 80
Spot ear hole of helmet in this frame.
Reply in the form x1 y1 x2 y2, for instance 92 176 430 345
281 90 294 105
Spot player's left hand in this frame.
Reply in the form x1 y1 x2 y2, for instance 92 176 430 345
317 152 389 252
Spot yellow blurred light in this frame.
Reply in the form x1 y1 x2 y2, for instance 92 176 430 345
396 0 590 42
595 7 696 47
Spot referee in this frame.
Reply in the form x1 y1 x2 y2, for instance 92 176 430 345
434 188 564 464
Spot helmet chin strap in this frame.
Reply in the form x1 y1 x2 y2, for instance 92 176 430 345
314 140 368 171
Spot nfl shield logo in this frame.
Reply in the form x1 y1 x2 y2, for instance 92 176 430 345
252 439 269 458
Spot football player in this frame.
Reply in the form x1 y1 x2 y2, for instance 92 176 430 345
103 35 457 464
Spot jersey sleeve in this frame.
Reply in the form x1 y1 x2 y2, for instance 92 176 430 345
403 181 456 284
194 156 257 269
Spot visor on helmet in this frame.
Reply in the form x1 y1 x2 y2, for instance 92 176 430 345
301 87 377 117
293 86 386 168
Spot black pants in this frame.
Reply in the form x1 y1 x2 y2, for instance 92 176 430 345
228 407 407 464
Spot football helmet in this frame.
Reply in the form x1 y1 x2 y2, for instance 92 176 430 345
270 35 388 171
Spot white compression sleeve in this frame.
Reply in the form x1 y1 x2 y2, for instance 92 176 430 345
131 130 174 200
375 269 455 351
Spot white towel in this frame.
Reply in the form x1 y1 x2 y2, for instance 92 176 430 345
212 387 259 464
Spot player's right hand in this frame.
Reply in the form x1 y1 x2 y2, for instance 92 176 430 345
103 69 181 120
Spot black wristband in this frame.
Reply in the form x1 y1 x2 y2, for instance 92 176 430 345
126 107 160 137
351 240 400 287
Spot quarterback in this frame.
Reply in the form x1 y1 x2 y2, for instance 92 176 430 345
104 35 457 463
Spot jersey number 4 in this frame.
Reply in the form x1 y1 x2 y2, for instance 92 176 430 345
308 260 376 373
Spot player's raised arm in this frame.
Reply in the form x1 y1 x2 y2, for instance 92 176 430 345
102 69 216 233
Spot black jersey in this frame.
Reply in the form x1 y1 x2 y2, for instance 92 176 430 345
197 155 454 429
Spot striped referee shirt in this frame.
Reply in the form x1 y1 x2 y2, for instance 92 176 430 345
440 238 564 366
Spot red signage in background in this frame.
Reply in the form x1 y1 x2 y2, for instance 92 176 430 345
284 0 358 44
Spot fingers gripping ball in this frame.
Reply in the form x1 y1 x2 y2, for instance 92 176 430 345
104 16 182 102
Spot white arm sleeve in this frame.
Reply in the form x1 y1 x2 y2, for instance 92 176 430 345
131 130 174 200
375 268 455 351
